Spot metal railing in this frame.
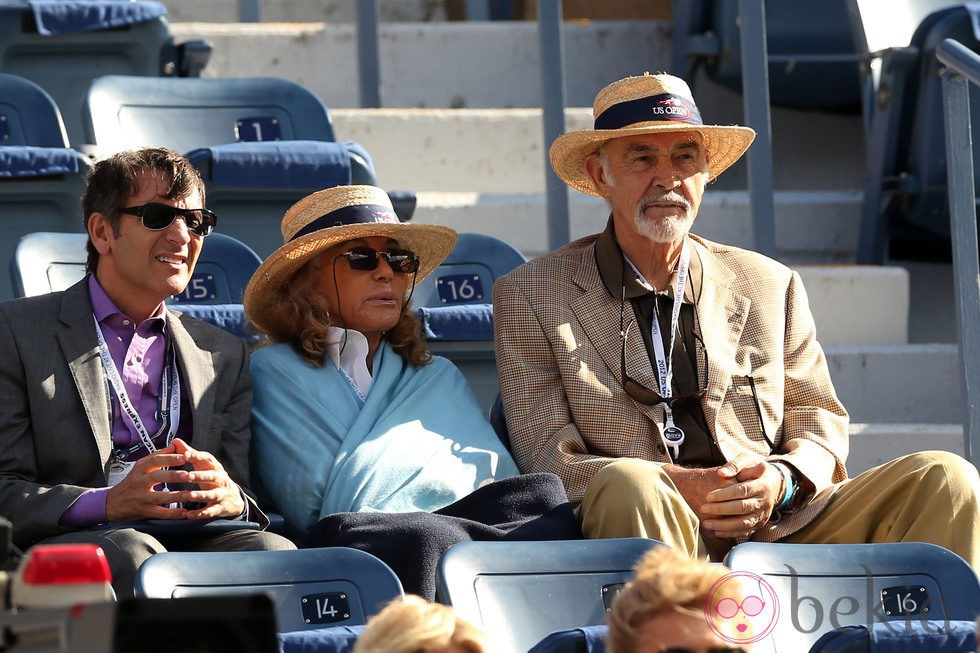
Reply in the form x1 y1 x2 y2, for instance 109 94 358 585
936 38 980 466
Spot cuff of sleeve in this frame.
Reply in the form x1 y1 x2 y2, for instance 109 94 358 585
59 488 110 529
234 487 250 522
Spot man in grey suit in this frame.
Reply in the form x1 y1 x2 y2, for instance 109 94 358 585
0 148 294 597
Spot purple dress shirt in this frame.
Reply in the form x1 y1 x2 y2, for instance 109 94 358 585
60 276 190 527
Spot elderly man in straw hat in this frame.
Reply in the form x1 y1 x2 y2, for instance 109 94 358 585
493 73 980 565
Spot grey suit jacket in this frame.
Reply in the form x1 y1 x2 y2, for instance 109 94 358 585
0 278 267 549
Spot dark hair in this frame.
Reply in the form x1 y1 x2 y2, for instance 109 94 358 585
256 258 432 368
82 148 207 274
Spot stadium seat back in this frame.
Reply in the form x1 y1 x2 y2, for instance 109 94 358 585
0 74 90 302
168 232 262 305
11 231 260 305
185 140 379 259
413 232 526 309
809 619 978 652
436 538 661 653
672 0 861 110
848 0 975 261
528 626 608 653
84 75 336 155
11 231 87 298
0 1 181 147
0 72 69 147
135 548 404 633
724 541 980 652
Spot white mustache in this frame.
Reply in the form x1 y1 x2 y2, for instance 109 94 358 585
639 192 692 213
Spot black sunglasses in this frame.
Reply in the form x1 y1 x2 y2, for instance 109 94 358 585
118 202 217 238
336 246 420 274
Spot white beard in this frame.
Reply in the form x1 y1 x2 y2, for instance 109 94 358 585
633 192 696 243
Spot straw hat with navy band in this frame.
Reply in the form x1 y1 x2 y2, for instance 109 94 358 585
244 185 457 335
549 73 757 197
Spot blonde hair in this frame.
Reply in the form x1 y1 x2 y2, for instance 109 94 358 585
353 595 492 653
607 547 732 653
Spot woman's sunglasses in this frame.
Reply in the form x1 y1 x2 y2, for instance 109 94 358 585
118 202 217 238
337 246 420 274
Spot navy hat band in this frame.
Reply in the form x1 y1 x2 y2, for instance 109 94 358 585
290 203 398 242
594 93 703 130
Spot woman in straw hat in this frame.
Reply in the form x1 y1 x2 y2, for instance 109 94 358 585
244 185 580 599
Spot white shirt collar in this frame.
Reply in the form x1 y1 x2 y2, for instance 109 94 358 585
326 327 374 397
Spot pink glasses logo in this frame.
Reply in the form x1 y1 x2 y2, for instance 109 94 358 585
704 571 780 644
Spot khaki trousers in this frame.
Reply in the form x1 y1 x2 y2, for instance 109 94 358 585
579 451 980 568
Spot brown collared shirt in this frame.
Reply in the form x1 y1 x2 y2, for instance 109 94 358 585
594 218 725 467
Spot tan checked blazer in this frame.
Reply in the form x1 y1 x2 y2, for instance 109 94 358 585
493 232 849 541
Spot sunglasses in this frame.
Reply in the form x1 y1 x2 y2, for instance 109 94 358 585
118 202 217 237
620 319 708 407
336 246 420 274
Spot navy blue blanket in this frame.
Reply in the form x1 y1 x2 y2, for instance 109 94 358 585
302 473 582 601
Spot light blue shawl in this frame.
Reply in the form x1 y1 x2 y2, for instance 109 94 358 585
249 341 518 537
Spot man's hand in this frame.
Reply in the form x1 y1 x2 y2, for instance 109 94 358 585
105 443 190 522
699 454 783 539
662 464 739 523
172 438 246 520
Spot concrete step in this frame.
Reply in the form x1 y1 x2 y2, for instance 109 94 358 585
171 20 673 109
826 344 959 424
329 105 864 194
412 190 861 262
847 424 963 476
439 342 960 427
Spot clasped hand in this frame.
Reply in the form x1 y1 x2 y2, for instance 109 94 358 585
105 438 245 522
665 454 783 539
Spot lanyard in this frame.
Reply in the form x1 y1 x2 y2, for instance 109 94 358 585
646 241 690 459
93 314 181 458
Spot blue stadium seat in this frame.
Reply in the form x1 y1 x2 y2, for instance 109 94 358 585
725 541 980 652
135 547 404 633
278 625 365 653
413 232 526 415
10 231 87 298
0 74 90 301
11 231 261 306
528 626 607 653
672 0 862 111
809 620 978 652
171 304 257 343
84 75 336 156
436 538 662 653
0 0 210 148
83 74 413 257
167 232 262 305
184 140 380 258
849 0 974 262
413 232 527 309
